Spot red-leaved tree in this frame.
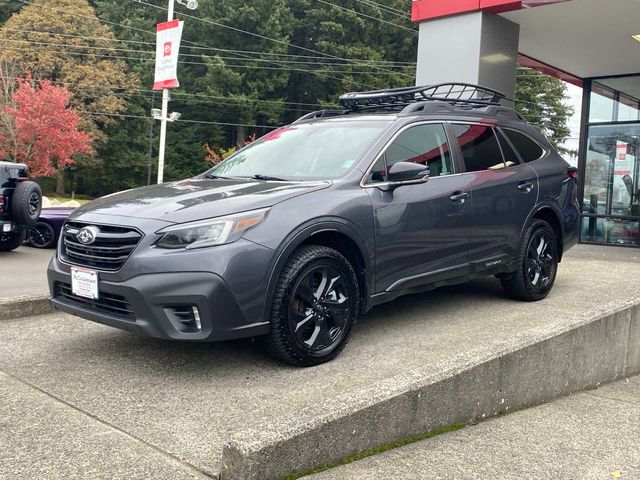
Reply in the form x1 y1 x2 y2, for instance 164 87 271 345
0 74 92 177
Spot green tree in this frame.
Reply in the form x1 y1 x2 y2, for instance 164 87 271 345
1 0 140 192
0 0 21 24
515 69 574 153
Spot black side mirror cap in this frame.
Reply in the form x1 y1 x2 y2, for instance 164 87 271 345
379 162 430 191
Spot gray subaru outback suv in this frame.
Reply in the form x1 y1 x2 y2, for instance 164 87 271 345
48 84 580 366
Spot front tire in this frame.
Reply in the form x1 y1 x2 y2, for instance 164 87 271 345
267 245 360 366
0 229 27 252
501 219 559 301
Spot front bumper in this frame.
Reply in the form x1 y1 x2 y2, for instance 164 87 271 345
47 216 274 341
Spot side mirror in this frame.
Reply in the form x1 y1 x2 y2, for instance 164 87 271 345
380 162 430 190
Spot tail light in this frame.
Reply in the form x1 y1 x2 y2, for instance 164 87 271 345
567 167 578 180
0 195 5 214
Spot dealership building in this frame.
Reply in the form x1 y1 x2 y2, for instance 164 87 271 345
411 0 640 246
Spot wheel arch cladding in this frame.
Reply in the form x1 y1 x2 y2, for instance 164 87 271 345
532 207 563 261
299 231 368 313
265 223 371 321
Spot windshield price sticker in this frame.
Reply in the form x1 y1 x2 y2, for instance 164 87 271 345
71 267 99 300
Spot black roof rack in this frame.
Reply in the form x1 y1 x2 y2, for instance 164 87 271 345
338 83 505 112
292 109 349 124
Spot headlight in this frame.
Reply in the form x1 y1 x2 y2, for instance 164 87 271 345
155 208 268 250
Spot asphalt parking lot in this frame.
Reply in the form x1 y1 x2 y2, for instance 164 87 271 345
1 244 639 479
0 245 53 297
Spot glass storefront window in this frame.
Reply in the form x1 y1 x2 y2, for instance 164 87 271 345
589 78 640 123
619 95 640 122
583 123 640 219
581 216 640 246
589 84 615 122
582 75 640 247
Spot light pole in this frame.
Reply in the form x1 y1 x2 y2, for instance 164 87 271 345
155 0 198 184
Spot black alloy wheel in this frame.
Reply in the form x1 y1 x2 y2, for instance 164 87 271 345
28 191 40 217
501 219 558 301
290 264 351 353
525 229 555 291
268 245 360 366
27 221 56 249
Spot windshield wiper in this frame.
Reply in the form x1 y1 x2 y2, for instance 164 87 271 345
204 173 232 179
249 174 286 181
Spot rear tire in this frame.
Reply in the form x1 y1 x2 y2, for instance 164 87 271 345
501 219 559 301
0 229 26 252
266 245 360 367
11 181 42 227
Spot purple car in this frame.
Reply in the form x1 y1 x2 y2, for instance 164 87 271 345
27 207 75 249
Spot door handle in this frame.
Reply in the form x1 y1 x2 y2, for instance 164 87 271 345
450 191 469 205
517 181 534 193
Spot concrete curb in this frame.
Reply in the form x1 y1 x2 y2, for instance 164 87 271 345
220 295 640 480
0 294 52 321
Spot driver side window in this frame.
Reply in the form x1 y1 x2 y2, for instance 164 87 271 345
367 123 453 183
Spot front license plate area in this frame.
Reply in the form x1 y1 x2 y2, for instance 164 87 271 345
71 267 99 300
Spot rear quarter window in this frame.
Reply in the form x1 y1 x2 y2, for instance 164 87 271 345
503 129 545 163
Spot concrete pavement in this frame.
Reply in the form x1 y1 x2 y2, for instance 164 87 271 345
0 244 639 478
308 375 640 480
0 245 53 298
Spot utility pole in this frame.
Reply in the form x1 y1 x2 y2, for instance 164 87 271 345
146 92 156 186
153 0 197 184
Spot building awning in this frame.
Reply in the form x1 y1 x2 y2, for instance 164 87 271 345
412 0 640 80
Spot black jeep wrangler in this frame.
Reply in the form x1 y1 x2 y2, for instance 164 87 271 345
0 161 42 251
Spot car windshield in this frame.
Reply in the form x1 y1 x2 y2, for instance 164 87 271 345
205 120 392 180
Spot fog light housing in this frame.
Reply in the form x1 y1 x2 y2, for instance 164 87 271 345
164 305 203 333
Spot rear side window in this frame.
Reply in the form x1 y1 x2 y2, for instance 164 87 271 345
503 129 545 163
367 123 453 183
496 131 521 167
451 124 506 172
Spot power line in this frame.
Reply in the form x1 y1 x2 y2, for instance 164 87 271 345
9 0 379 88
0 37 417 68
76 110 280 129
313 0 417 33
1 28 418 65
354 0 411 18
1 45 409 81
11 0 411 89
1 74 334 108
130 0 412 78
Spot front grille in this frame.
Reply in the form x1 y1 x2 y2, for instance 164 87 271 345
61 221 142 271
55 282 136 320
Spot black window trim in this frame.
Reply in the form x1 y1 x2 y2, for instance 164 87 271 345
360 120 458 188
498 127 548 164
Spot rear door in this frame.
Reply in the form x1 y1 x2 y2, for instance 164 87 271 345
450 123 538 265
364 122 472 293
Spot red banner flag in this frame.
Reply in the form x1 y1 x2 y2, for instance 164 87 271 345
153 19 184 90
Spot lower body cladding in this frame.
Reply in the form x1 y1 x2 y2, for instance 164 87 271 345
46 241 273 342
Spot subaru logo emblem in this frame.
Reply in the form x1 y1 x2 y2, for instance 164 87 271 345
77 226 99 245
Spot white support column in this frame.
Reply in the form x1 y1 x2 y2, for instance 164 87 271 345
416 11 520 105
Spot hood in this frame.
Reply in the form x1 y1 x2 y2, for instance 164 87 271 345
70 178 331 224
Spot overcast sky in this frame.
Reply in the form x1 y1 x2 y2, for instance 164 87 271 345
562 83 583 166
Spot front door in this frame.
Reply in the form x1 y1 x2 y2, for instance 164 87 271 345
364 123 472 293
